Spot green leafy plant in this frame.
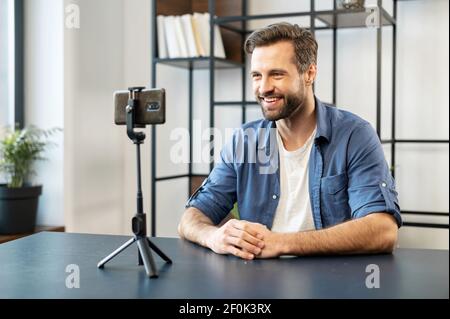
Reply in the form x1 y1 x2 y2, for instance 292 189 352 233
0 126 60 188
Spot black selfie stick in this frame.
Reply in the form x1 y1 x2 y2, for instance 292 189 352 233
97 87 172 278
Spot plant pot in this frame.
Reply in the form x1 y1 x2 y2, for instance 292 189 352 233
0 184 42 234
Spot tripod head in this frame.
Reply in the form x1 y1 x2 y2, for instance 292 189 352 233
113 85 165 143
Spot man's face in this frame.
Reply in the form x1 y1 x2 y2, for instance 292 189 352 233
250 41 305 121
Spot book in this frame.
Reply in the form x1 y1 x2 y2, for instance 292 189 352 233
193 12 210 56
191 13 206 56
161 13 226 59
211 13 226 59
174 16 189 57
164 16 181 58
157 15 168 58
181 14 199 57
192 12 226 58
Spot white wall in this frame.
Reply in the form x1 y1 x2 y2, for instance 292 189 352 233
0 0 13 129
62 0 153 235
24 0 64 226
64 0 129 235
122 0 152 233
23 0 152 235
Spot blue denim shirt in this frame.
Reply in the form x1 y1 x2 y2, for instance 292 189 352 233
186 97 402 229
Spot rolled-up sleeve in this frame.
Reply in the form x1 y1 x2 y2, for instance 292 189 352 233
347 123 402 227
185 136 237 225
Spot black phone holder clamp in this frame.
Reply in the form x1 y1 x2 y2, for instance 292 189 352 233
126 86 146 142
97 87 172 278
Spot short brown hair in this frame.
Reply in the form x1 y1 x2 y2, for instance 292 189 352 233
244 22 318 74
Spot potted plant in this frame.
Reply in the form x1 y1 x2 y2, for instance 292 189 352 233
0 126 59 234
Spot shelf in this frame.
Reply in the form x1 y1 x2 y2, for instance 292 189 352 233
214 101 259 106
155 174 190 182
214 11 312 26
381 139 450 144
214 7 395 30
154 57 244 69
154 173 208 196
151 0 404 236
402 211 449 217
316 7 395 28
402 222 449 229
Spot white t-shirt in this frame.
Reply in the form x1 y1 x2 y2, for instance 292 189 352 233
271 127 316 233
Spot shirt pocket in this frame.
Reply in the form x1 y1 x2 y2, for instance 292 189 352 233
320 173 351 226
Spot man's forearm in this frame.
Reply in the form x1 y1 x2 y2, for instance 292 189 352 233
178 207 218 248
278 213 398 256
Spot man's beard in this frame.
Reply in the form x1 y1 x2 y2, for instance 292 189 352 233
257 90 303 121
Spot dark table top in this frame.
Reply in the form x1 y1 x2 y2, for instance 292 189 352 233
0 232 448 298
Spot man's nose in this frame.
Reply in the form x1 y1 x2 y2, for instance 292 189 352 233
258 77 274 95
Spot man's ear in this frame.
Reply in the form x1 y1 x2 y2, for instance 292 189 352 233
304 64 317 86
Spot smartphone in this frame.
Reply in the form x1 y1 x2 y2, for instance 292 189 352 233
114 88 165 125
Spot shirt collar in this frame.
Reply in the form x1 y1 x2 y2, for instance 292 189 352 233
314 96 332 144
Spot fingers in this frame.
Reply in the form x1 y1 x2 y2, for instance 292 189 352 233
214 220 269 260
226 236 262 256
227 245 255 260
231 220 265 239
228 228 265 248
225 221 265 252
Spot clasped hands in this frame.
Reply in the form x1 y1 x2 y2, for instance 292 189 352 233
206 219 282 260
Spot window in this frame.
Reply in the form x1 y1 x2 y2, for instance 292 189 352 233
0 0 23 129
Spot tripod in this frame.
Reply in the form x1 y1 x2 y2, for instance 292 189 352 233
97 87 172 278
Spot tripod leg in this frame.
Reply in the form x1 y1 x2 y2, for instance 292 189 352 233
97 237 136 268
138 249 143 266
147 238 172 264
137 238 158 278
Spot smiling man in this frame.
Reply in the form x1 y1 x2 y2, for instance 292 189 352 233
178 22 401 259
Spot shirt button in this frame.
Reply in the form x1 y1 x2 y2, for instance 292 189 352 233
381 182 387 187
272 195 277 200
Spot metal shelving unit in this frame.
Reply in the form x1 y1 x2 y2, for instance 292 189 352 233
150 0 448 236
380 0 449 229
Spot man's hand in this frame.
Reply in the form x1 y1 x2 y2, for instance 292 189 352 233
245 223 284 259
206 219 266 260
180 207 399 258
